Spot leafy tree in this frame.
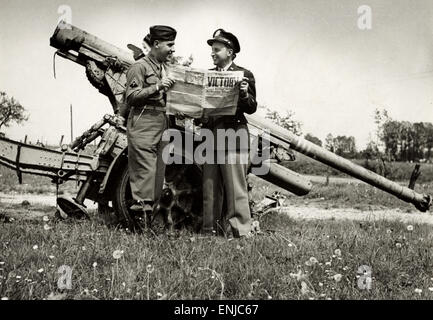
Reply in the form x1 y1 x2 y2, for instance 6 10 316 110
324 133 335 152
304 133 322 146
0 91 28 131
265 107 302 135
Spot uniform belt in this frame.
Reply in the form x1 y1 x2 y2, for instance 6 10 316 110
132 105 166 112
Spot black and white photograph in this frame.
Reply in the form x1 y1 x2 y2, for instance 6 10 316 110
1 0 433 307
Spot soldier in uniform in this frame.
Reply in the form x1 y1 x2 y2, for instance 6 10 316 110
120 25 177 215
201 29 258 238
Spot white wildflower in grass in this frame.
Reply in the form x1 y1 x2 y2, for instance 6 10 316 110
33 245 38 250
386 229 392 234
37 268 44 273
92 289 98 293
81 246 86 251
395 243 402 248
334 249 342 257
146 264 154 274
1 297 8 300
157 292 163 298
309 257 318 264
414 288 422 295
305 257 318 266
0 262 4 265
333 274 342 282
16 276 21 279
112 250 124 260
42 216 49 222
43 224 51 231
407 225 414 232
126 288 131 294
319 282 323 287
122 282 126 287
325 261 332 266
48 255 55 259
92 262 98 268
428 287 433 292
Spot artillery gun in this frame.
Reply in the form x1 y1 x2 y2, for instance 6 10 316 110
0 22 431 232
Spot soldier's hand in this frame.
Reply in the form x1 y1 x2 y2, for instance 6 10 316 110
239 77 249 98
160 77 175 91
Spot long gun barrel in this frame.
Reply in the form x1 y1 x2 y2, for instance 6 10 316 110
246 115 432 212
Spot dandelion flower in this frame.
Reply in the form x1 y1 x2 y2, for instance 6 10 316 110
92 262 97 268
37 268 44 273
113 250 124 259
407 225 414 232
334 249 342 257
414 288 422 295
146 264 154 274
33 245 38 250
333 274 342 282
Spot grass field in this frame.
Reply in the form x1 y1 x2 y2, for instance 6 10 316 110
1 202 432 300
1 158 433 300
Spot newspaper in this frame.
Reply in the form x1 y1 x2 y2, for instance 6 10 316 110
166 66 244 118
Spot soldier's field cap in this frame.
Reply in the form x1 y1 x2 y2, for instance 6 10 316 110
207 29 240 53
149 25 177 41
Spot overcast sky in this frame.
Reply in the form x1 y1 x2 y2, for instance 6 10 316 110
1 0 432 149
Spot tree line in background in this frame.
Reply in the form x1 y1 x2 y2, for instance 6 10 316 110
265 106 433 163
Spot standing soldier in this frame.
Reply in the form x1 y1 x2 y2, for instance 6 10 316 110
202 29 258 238
121 25 177 217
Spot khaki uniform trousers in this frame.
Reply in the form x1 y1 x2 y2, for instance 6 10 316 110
127 107 168 204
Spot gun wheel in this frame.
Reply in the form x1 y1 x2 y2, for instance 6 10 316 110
99 163 203 233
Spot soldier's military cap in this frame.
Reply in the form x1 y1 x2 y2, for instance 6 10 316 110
207 29 240 53
149 25 177 41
